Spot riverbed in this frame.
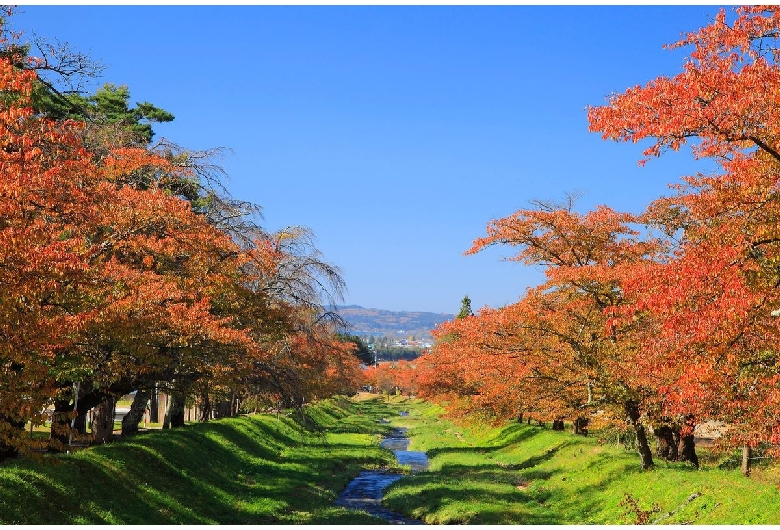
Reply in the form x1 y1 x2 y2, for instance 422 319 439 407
334 423 428 524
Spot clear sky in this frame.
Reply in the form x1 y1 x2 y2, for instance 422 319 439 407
11 5 726 314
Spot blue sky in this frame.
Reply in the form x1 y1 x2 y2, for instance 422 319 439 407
12 5 726 314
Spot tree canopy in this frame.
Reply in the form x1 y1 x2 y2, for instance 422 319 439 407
0 8 364 459
416 5 780 472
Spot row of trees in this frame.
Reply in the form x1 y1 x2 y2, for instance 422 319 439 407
364 359 419 396
412 6 780 474
0 8 364 460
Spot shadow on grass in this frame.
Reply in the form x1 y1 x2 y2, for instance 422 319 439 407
0 403 400 525
425 425 549 460
383 470 565 525
292 398 399 437
515 442 569 469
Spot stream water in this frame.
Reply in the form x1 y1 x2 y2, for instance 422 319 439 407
334 417 428 524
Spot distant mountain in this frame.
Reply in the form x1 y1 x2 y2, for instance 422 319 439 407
336 305 455 340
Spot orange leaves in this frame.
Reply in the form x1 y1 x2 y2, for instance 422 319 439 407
467 203 659 275
0 25 359 457
0 52 259 433
0 54 36 98
100 147 173 184
589 6 780 166
583 5 780 450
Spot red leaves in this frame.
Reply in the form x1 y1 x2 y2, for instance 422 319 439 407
421 6 780 452
589 6 780 166
422 7 780 453
0 49 359 455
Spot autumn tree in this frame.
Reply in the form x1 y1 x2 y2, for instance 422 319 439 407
588 5 780 471
0 30 269 461
419 197 664 468
335 333 372 365
365 360 418 397
0 7 382 460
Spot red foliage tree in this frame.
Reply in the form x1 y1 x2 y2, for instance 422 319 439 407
0 32 360 455
588 5 780 468
419 198 664 467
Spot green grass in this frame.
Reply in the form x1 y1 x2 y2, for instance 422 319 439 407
382 398 780 524
0 395 399 524
5 394 780 524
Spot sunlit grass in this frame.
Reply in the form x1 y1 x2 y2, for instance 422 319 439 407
382 398 780 524
7 394 778 524
0 395 399 524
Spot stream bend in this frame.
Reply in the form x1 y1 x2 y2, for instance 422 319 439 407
334 424 428 524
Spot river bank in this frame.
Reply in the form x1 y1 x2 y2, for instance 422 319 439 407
0 396 399 524
2 394 779 524
379 398 780 524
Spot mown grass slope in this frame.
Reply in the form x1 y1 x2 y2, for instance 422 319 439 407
0 395 397 524
383 398 780 525
4 394 780 525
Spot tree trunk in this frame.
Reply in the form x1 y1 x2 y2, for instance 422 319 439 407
678 433 699 467
552 418 565 431
232 393 240 416
741 444 752 476
92 396 116 444
73 413 88 435
163 393 185 429
121 390 150 436
573 417 589 436
214 400 232 419
678 417 699 468
198 391 211 422
0 416 25 461
625 401 654 470
149 385 159 423
48 398 73 452
654 424 679 460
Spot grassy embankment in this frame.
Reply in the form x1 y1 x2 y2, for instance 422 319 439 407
383 397 780 524
0 395 400 524
4 394 780 524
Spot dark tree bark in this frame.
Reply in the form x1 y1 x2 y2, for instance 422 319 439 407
552 418 565 430
73 413 88 435
678 416 699 468
654 424 679 460
149 385 159 423
625 401 654 470
121 390 150 436
0 416 25 461
49 398 74 452
214 400 232 419
198 391 211 422
232 393 240 416
163 393 185 429
573 417 589 436
49 382 123 451
92 396 116 444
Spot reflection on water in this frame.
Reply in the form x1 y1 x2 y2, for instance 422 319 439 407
334 421 428 524
380 428 429 472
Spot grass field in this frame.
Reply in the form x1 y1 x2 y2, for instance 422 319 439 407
3 394 780 524
382 398 780 524
0 395 400 524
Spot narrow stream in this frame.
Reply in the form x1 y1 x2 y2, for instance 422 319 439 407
334 415 428 524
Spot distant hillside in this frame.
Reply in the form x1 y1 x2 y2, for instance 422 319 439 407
337 305 454 340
